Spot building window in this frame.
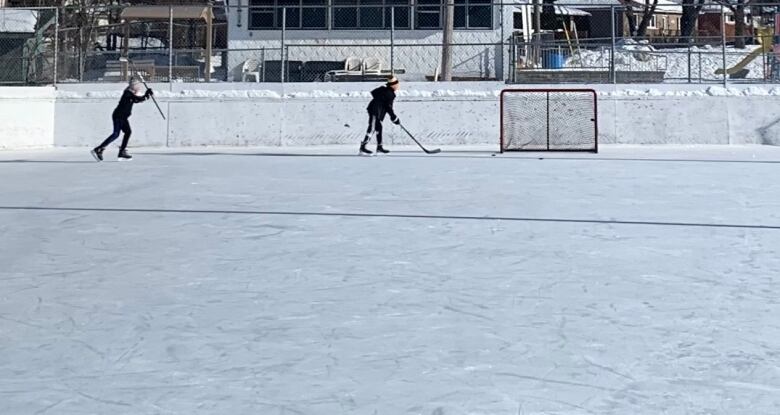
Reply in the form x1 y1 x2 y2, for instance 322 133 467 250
332 0 411 29
647 15 656 28
249 0 486 30
454 0 492 29
303 0 329 28
415 0 492 29
387 0 411 29
249 0 328 29
415 0 441 28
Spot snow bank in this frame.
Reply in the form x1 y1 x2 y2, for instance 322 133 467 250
55 85 780 100
601 86 780 97
56 88 504 100
566 40 768 80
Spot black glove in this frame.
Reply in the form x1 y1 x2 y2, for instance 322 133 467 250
391 116 400 125
145 88 153 97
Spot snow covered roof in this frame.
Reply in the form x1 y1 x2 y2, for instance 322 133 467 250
554 5 591 16
0 9 38 33
699 4 742 14
631 0 682 14
550 0 621 7
515 3 591 16
629 0 682 14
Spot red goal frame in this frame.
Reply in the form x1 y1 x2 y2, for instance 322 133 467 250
499 88 598 153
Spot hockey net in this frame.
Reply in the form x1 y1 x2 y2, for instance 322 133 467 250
500 89 598 152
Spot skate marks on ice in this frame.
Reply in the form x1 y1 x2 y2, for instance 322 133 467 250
1 205 780 231
133 151 780 164
3 148 780 414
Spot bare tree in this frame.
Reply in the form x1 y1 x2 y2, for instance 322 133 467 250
636 0 659 37
715 0 748 49
621 0 660 38
680 0 706 43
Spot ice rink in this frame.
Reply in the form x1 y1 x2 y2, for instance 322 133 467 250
2 145 780 415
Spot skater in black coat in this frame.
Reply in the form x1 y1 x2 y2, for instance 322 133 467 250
360 77 401 155
91 78 153 161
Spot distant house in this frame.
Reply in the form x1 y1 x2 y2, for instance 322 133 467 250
512 2 596 42
698 4 754 43
512 0 683 43
542 0 622 41
622 0 682 40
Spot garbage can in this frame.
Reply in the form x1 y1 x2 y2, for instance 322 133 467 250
542 50 565 69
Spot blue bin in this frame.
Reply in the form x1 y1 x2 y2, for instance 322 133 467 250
542 51 565 69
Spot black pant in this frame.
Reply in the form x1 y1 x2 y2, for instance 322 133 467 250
362 111 384 146
98 117 131 150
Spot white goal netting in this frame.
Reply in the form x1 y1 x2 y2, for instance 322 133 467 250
500 89 598 152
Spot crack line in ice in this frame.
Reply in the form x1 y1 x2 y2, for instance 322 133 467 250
496 372 618 392
2 205 780 231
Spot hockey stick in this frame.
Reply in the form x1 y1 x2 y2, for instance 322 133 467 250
118 57 166 120
398 124 441 154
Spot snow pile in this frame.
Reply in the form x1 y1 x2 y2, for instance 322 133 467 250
399 89 500 98
56 88 503 100
566 40 665 72
566 39 767 80
57 89 283 99
598 86 780 97
178 89 282 99
56 84 780 101
286 90 370 98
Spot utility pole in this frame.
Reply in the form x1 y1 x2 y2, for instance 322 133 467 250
441 0 454 80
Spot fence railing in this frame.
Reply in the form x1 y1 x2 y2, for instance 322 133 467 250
2 3 780 84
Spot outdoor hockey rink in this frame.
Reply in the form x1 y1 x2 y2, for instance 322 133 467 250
2 145 780 414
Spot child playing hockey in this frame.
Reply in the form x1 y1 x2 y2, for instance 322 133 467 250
91 78 153 161
360 76 401 155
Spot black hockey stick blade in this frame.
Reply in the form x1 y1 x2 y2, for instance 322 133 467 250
399 124 441 154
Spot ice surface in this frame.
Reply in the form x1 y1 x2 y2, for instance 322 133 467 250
2 145 780 414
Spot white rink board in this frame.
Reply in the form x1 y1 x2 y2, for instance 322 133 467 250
45 83 780 149
0 87 55 149
7 83 780 150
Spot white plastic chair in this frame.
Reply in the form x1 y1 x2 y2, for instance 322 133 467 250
344 56 362 74
241 59 261 82
324 56 363 81
362 57 382 75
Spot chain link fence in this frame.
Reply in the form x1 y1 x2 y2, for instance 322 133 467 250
3 3 780 84
0 7 57 85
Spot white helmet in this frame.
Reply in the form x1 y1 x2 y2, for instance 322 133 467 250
128 77 145 97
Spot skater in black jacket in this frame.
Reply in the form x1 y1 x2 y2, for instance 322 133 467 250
360 77 400 155
91 78 153 161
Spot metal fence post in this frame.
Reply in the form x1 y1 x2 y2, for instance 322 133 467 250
499 1 504 82
390 6 395 75
281 7 286 84
510 37 515 83
698 51 702 83
78 26 83 81
610 5 616 83
54 7 59 85
169 5 174 83
720 4 727 87
687 46 691 83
